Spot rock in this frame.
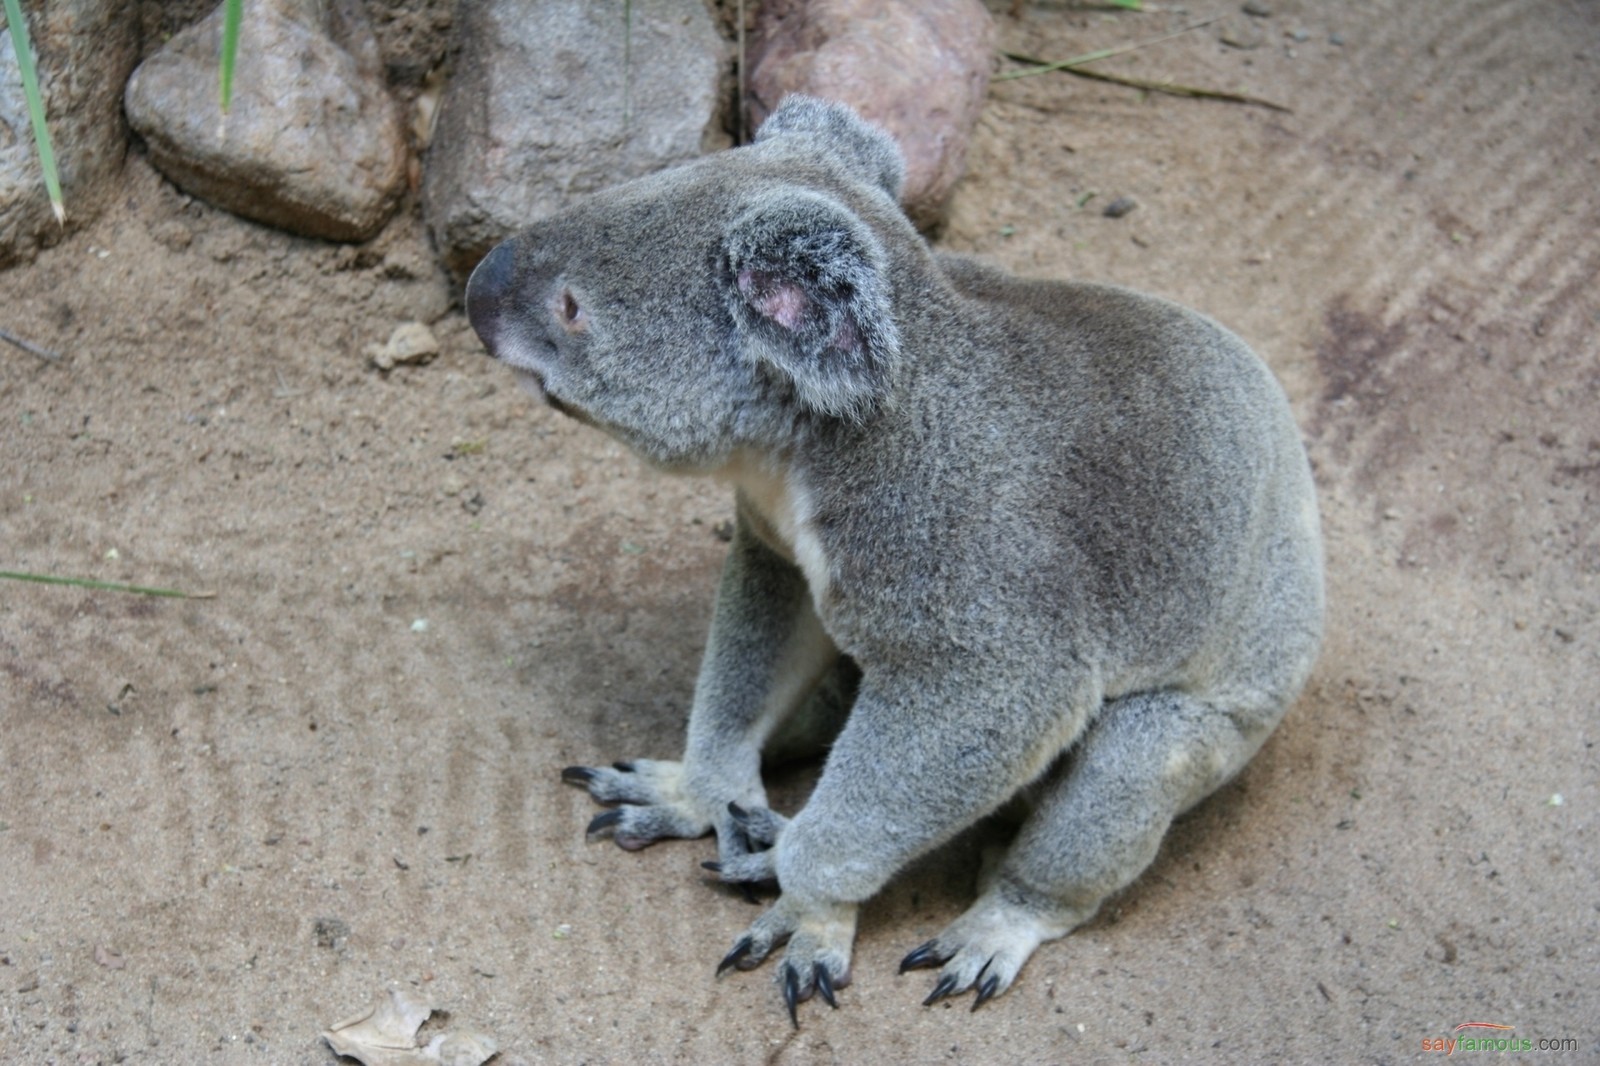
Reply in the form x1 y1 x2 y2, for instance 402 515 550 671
423 0 726 281
365 321 439 370
1102 196 1137 219
1242 1 1273 17
1219 19 1266 50
745 0 994 229
125 0 407 243
0 0 139 267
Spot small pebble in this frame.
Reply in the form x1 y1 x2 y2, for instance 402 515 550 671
1103 197 1137 219
1242 1 1272 17
365 322 440 371
1330 31 1345 46
1220 22 1265 50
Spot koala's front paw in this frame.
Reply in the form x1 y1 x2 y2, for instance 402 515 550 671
716 894 857 1027
702 802 789 884
560 759 715 850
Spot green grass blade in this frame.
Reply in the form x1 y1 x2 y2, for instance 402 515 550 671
0 570 211 599
2 0 64 223
220 0 241 113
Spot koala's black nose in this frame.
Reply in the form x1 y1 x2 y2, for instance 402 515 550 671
466 241 515 354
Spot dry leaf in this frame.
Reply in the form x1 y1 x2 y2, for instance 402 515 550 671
323 989 496 1066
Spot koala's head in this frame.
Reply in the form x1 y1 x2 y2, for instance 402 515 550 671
466 97 910 471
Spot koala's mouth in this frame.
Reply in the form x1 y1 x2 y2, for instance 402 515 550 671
512 368 591 426
511 367 548 402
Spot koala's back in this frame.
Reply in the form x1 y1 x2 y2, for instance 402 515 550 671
806 253 1322 709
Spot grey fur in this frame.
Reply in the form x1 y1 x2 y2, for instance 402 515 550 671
467 96 1324 1021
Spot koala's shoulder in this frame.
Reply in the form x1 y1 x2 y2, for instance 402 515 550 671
930 253 1260 382
935 253 1182 328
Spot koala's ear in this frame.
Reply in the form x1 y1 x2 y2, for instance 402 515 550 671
755 95 905 202
724 189 902 420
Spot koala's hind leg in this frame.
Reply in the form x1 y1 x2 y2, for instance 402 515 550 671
901 688 1283 1008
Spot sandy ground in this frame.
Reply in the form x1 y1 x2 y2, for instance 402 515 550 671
2 0 1597 1062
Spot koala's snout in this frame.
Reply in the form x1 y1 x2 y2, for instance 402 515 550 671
466 241 518 359
466 239 582 416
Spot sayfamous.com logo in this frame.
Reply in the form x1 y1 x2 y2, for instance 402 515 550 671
1422 1022 1580 1055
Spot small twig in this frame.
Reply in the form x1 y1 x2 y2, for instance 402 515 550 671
994 19 1218 81
1012 0 1147 16
737 0 747 143
0 326 60 362
1007 53 1292 112
0 570 215 599
622 0 633 130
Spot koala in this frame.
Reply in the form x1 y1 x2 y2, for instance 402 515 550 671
465 96 1323 1024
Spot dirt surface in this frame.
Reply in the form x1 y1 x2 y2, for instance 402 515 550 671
2 1 1597 1062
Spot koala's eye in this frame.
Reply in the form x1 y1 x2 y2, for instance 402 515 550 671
554 287 586 333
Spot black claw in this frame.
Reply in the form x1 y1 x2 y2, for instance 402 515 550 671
724 803 754 851
612 760 635 772
585 809 623 836
814 963 838 1009
700 861 762 902
560 765 595 785
716 936 754 977
922 973 960 1007
782 963 802 1029
899 939 945 973
972 973 1001 1011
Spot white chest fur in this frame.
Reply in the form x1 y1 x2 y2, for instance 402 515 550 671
722 455 833 601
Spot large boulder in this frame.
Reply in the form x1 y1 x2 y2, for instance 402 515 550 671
423 0 727 280
125 0 408 243
746 0 994 229
0 0 139 268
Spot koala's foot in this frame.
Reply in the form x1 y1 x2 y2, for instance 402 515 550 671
898 890 1075 1009
562 760 779 874
903 688 1285 1008
701 801 789 883
717 894 858 1027
560 759 719 851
